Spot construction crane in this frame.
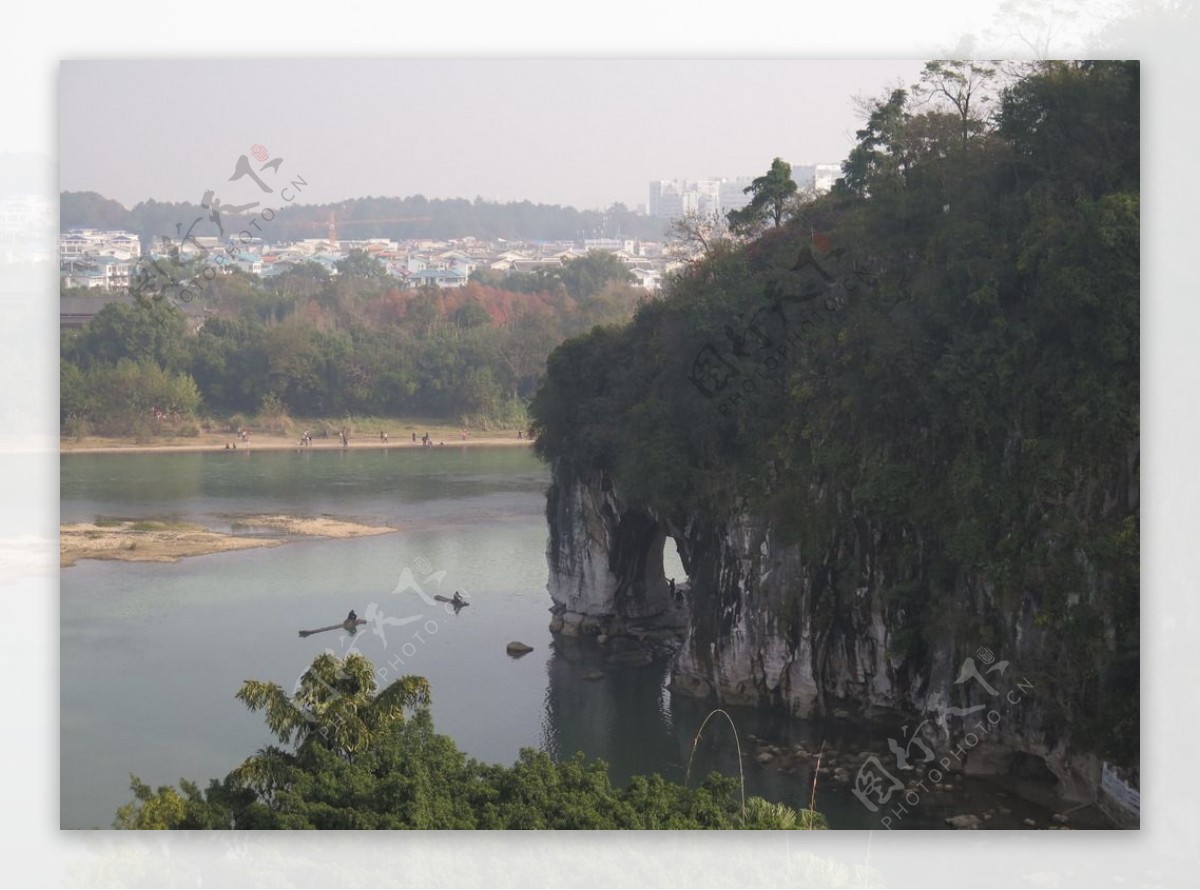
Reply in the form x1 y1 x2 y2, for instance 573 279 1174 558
318 212 433 247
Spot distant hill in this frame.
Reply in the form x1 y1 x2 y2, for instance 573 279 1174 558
59 191 671 247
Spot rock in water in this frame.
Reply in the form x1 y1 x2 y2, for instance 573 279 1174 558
583 670 605 680
506 641 534 656
945 814 983 830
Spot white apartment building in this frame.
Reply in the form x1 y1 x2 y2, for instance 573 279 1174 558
718 178 754 215
649 177 751 221
61 256 134 290
651 163 840 222
59 228 141 260
648 181 685 219
790 163 842 194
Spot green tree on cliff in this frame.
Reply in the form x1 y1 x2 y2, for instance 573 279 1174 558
727 157 798 232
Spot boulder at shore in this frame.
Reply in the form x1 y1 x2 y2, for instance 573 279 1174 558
506 641 534 656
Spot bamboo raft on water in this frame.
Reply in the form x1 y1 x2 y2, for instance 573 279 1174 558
299 619 367 638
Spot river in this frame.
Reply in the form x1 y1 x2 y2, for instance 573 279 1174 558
60 446 1100 829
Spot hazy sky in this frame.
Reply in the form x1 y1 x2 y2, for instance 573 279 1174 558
60 60 928 211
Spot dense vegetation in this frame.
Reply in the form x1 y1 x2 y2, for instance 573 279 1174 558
60 252 643 434
115 653 825 830
530 62 1139 764
60 191 668 247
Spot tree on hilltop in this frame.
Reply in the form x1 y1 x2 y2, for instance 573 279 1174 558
726 157 798 234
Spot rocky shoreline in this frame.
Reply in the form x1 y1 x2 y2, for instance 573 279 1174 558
542 459 1130 827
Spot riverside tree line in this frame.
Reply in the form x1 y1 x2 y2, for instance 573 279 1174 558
61 251 644 435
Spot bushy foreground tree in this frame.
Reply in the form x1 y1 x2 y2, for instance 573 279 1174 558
115 653 825 830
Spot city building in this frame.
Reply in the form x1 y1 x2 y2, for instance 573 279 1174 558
60 255 134 290
406 267 468 289
650 163 840 223
790 163 842 194
59 228 141 260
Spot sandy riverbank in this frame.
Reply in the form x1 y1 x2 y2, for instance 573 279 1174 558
61 515 397 568
60 432 535 455
232 514 396 538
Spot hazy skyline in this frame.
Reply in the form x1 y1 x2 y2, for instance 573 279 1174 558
60 60 928 212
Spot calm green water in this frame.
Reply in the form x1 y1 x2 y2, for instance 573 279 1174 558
61 447 1086 829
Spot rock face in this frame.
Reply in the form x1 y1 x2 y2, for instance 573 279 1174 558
543 457 1133 800
545 465 687 641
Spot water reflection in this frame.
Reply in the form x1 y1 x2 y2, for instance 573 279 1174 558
540 638 681 782
60 448 549 525
537 637 858 819
536 634 1111 828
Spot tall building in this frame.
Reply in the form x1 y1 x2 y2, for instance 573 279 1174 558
649 164 837 222
790 162 842 194
718 177 754 215
648 180 684 219
813 163 840 193
649 177 751 221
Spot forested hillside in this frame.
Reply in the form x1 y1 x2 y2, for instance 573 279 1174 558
531 61 1139 764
